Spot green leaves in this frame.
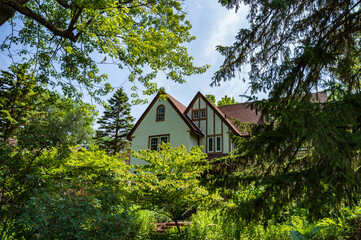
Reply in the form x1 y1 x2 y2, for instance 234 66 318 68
131 143 213 231
287 220 323 240
1 0 209 101
14 147 135 239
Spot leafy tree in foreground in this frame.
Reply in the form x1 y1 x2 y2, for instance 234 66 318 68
131 143 213 233
0 63 98 237
0 0 208 101
209 0 361 222
13 147 134 239
96 88 134 155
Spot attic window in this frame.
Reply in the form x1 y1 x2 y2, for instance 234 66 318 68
156 105 165 121
200 110 206 119
193 111 199 120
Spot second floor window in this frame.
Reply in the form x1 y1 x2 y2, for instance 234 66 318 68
156 105 165 121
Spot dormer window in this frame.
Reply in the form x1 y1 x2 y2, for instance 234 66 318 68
156 105 165 121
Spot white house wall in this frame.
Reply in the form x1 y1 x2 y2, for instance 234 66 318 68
130 98 191 166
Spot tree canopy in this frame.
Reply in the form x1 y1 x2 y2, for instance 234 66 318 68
0 0 209 101
210 0 361 222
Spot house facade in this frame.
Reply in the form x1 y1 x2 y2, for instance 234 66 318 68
127 91 265 165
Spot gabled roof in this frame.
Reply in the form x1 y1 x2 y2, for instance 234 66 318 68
127 92 203 140
185 92 257 136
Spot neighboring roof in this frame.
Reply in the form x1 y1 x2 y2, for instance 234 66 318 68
311 92 328 103
127 92 203 140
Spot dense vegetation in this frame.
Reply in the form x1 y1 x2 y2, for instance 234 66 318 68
1 0 361 239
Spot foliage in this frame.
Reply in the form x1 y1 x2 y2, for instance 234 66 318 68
205 94 239 106
287 220 323 240
96 88 134 155
217 95 239 106
205 94 216 105
0 63 44 141
12 146 135 239
210 0 361 222
0 0 209 101
131 143 212 232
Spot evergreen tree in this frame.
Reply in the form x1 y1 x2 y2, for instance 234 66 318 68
96 88 134 155
209 0 361 222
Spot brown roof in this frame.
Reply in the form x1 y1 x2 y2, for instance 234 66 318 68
218 103 265 125
165 93 203 136
311 92 328 103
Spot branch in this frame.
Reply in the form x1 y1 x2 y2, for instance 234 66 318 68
0 0 29 26
0 0 78 42
55 0 70 8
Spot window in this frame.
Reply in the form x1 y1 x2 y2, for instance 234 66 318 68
193 111 199 119
216 136 222 152
150 137 159 150
200 110 206 119
230 140 236 152
160 136 169 143
156 105 165 121
149 135 169 151
207 137 214 152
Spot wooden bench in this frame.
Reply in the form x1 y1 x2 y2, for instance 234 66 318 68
155 222 192 232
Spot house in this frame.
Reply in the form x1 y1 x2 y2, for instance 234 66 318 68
127 91 265 165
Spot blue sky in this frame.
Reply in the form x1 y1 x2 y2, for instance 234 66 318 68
0 1 265 121
118 1 258 120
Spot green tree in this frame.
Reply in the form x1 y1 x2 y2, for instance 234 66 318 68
205 94 216 105
131 143 212 233
209 0 361 222
0 63 97 237
0 63 44 141
217 95 239 106
96 88 134 155
13 147 135 239
0 0 208 101
205 94 238 106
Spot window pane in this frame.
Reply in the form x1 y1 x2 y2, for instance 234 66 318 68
158 106 164 113
157 106 165 121
201 110 206 118
216 136 222 152
208 137 213 152
150 137 158 150
193 111 199 119
160 136 168 143
157 113 164 121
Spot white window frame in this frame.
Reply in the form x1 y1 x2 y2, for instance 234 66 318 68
150 137 159 151
230 140 237 152
193 111 199 120
207 137 214 153
215 136 222 152
200 110 206 119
